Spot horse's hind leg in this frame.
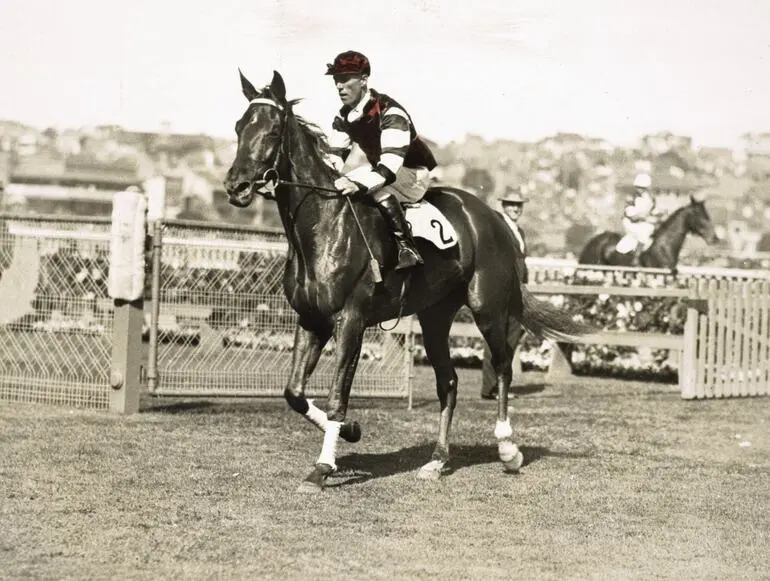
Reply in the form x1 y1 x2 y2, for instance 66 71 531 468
416 289 465 480
470 306 524 473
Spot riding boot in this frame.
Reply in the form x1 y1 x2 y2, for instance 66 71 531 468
374 194 424 270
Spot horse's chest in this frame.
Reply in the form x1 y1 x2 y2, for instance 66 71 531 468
284 274 348 318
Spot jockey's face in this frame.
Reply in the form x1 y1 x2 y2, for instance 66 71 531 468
333 73 368 107
503 203 523 222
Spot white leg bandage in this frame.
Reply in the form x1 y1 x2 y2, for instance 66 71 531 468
494 418 513 440
316 421 342 471
304 399 328 431
498 440 520 464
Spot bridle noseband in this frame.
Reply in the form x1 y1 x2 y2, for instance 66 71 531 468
246 97 288 198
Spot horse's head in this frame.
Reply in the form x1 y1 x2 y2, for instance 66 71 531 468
686 194 720 245
224 70 289 208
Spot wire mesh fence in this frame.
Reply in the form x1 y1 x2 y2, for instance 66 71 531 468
0 215 413 409
152 220 412 398
0 215 113 409
2 211 768 411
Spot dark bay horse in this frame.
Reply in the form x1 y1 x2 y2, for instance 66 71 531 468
224 70 592 491
579 198 719 269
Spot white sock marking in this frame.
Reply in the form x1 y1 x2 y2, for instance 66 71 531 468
316 421 342 470
494 418 513 440
305 399 328 431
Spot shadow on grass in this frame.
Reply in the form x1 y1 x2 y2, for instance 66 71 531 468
142 397 408 415
410 382 548 409
140 399 286 415
511 382 547 396
329 442 590 487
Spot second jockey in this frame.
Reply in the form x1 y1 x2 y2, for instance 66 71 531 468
325 50 437 270
616 173 662 257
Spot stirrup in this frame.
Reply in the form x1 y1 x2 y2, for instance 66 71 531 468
396 244 423 270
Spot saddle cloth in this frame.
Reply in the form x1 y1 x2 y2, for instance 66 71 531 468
403 201 458 250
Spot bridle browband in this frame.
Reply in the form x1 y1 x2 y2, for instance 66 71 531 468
246 96 340 198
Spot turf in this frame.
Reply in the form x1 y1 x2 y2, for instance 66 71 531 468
1 367 768 581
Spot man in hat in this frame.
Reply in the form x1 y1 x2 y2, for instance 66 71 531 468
616 172 661 258
325 50 438 270
480 188 529 400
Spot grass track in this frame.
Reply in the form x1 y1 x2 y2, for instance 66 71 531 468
1 366 768 581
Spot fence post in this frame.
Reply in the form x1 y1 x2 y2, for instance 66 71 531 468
546 342 574 381
404 315 416 410
144 176 166 394
680 280 700 399
110 299 144 414
146 220 163 394
108 188 149 414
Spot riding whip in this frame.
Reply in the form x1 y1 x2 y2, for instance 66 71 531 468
345 197 383 283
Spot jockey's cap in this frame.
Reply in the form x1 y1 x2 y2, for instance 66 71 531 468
633 173 652 189
325 51 371 76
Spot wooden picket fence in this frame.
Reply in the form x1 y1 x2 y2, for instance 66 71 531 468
689 279 770 398
395 274 770 400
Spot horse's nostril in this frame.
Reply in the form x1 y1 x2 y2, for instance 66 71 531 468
228 182 251 198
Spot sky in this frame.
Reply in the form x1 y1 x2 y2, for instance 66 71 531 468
1 0 769 148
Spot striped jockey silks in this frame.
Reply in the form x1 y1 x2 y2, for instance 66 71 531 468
327 89 437 193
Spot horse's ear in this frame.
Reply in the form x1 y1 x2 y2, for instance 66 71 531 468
690 191 706 205
239 68 259 101
270 70 287 103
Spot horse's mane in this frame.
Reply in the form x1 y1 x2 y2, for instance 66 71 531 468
656 201 693 231
290 103 331 154
261 88 338 182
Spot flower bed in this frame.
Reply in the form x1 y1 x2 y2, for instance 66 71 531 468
415 270 688 382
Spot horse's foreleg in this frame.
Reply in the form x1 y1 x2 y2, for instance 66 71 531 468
299 310 365 493
284 321 332 429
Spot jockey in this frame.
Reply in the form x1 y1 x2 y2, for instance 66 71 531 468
616 173 661 255
325 50 438 270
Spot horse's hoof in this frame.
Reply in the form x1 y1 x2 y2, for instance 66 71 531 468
340 420 361 443
416 460 446 481
298 463 333 492
499 441 524 473
502 451 524 473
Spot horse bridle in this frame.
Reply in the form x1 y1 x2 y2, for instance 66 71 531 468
244 95 385 291
246 97 339 198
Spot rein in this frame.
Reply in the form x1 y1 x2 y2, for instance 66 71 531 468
249 96 414 302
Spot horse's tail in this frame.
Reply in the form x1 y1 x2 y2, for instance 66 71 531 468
518 286 596 342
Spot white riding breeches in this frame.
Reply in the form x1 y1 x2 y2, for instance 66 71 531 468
617 218 655 254
380 166 431 204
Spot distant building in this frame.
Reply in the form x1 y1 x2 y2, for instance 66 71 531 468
696 146 736 178
640 132 693 156
4 151 140 215
741 132 770 180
